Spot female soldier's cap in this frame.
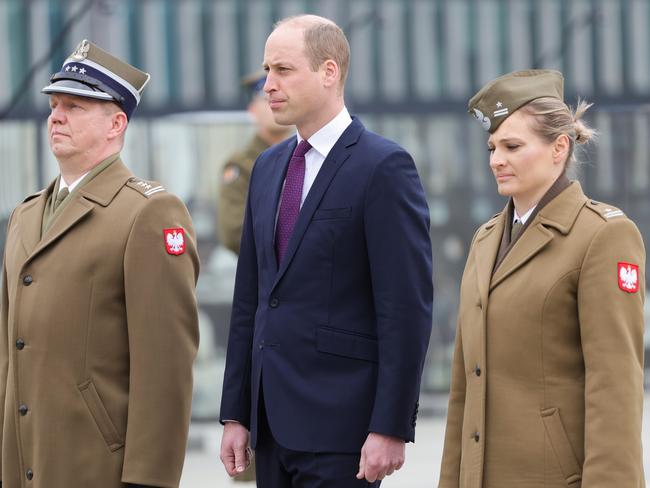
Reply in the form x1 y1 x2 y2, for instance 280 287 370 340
42 39 150 120
468 69 564 133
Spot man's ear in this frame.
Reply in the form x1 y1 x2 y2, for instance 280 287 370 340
108 111 128 140
322 59 340 88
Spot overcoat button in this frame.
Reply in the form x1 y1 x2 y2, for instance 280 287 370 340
473 431 480 442
475 366 481 377
22 275 33 286
26 468 34 480
258 341 265 350
16 338 25 350
19 404 28 416
270 298 279 308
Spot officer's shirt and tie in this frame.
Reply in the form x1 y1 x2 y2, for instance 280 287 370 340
510 205 535 242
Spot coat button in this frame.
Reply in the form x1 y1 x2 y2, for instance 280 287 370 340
26 468 34 480
269 298 279 308
473 431 480 442
22 275 33 286
258 341 265 350
474 365 481 377
19 404 29 416
16 338 25 350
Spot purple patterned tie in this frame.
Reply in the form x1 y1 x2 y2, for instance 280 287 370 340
275 139 312 264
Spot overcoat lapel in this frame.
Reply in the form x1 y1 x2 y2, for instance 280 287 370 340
490 223 554 290
17 188 50 258
24 160 132 266
473 214 504 307
272 120 363 289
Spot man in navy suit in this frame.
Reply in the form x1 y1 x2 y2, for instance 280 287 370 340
219 14 433 487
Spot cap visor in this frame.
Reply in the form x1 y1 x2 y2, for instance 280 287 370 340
41 79 114 101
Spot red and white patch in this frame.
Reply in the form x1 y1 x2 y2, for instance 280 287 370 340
164 228 186 255
618 262 639 293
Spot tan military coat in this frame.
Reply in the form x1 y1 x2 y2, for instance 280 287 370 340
439 182 645 488
0 159 199 488
217 134 269 254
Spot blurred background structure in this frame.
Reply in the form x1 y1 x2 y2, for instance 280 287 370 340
1 0 650 475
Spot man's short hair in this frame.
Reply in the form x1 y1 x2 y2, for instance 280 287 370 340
275 16 350 89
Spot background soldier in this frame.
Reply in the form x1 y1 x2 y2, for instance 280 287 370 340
217 70 293 254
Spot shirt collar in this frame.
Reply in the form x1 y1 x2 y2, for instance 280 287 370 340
513 205 536 225
297 106 352 159
59 171 89 193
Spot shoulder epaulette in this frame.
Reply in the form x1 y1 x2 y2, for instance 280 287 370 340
125 177 166 198
585 200 626 221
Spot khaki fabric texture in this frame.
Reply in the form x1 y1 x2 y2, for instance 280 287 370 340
468 69 564 133
217 134 270 254
438 182 646 488
0 159 199 488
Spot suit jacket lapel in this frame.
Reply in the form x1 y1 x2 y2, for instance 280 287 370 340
272 119 363 288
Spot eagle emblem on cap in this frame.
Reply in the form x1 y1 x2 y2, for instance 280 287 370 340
71 40 90 60
472 108 491 131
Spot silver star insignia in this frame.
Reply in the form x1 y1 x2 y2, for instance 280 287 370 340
79 67 86 75
496 101 503 108
71 65 78 72
65 66 71 72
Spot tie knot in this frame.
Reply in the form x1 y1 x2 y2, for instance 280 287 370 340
293 140 312 159
55 187 69 206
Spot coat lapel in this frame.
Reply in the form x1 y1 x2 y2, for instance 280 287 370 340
490 181 587 291
17 188 51 258
272 119 363 288
25 159 133 266
473 213 504 307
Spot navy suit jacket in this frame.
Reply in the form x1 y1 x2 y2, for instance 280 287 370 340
220 117 433 453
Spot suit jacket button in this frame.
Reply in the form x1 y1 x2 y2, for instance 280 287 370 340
270 298 279 308
473 431 480 442
26 468 34 480
19 404 29 416
16 338 25 350
22 275 33 286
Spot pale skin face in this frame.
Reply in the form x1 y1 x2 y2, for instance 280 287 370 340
262 21 343 140
48 93 127 183
488 109 570 216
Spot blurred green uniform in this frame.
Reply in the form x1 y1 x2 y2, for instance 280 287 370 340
218 134 269 255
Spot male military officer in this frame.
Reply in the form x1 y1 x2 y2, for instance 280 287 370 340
218 70 293 254
220 15 433 487
0 40 199 488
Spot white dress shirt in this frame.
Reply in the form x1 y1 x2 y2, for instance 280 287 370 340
295 106 352 206
513 205 536 225
59 172 89 194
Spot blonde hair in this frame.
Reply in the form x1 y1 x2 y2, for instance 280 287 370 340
275 15 350 89
520 97 596 168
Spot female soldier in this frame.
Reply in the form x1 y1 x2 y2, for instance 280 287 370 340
438 69 645 487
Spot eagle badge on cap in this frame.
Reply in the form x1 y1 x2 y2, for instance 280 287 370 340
472 108 491 131
71 40 90 61
618 262 639 293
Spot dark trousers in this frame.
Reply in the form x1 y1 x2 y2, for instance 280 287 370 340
256 390 381 488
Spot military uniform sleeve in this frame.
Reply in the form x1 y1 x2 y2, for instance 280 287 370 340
217 162 251 254
363 150 433 442
121 193 200 488
578 218 645 486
